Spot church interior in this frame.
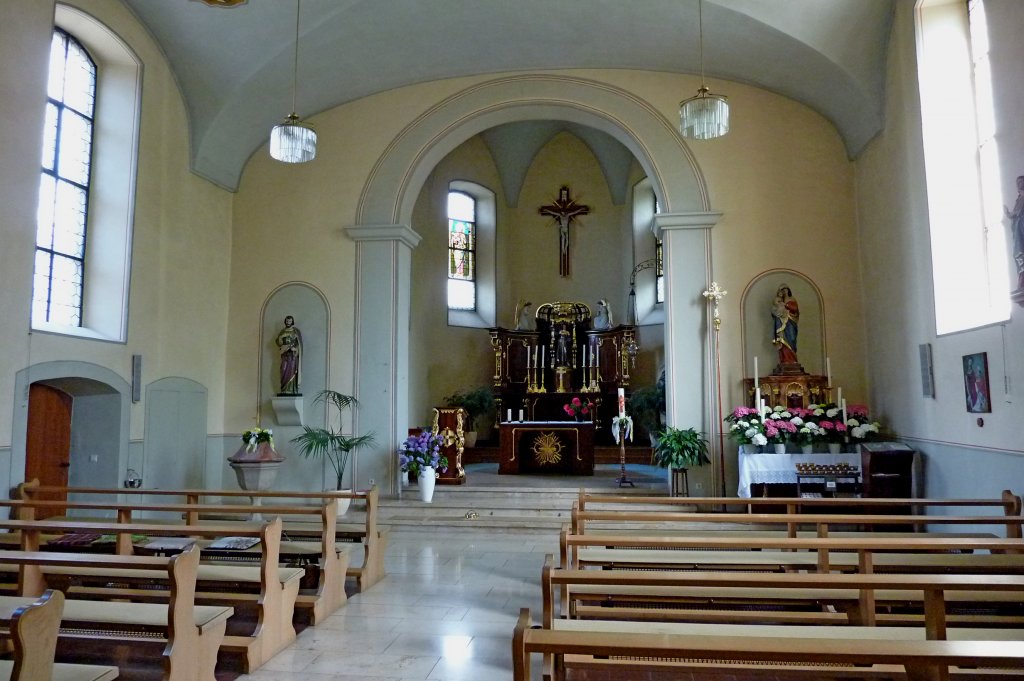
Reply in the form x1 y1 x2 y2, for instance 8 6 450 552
2 1 1024 679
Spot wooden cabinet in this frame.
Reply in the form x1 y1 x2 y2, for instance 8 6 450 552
860 442 915 499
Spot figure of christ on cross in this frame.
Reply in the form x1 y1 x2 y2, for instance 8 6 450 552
539 185 590 277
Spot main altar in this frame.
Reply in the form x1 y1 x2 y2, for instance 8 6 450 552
488 301 636 445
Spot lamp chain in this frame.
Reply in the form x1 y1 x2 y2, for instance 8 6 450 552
697 0 706 88
291 0 301 115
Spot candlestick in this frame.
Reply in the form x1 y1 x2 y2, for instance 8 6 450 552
617 387 626 417
826 357 832 386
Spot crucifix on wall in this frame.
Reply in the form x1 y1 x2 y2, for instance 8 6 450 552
539 186 590 277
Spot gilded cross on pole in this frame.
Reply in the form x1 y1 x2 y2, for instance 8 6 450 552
539 186 590 277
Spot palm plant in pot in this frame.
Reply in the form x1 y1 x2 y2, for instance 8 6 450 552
290 390 375 514
443 386 496 447
651 426 710 497
628 381 666 446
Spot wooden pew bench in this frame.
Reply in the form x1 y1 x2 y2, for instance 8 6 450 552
0 590 117 681
0 517 295 672
17 483 385 593
526 566 1024 680
2 496 351 626
0 547 229 681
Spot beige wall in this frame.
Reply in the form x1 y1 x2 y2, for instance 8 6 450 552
0 0 232 466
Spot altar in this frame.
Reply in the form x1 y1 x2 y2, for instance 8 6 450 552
498 421 594 475
737 445 859 498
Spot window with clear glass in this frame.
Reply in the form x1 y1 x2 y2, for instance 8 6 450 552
33 29 96 327
916 0 1009 333
448 190 476 311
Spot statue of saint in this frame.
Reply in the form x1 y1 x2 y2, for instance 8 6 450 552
514 299 533 331
771 285 799 365
555 328 572 367
276 315 302 395
1004 174 1024 291
593 299 613 330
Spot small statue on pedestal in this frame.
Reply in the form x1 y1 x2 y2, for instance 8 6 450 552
276 315 302 396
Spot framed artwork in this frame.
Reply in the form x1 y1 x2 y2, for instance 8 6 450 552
919 343 934 398
962 352 991 413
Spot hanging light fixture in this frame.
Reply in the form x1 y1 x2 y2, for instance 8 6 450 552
270 0 317 163
679 0 729 140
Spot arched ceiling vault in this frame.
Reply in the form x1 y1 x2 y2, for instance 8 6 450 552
121 0 895 191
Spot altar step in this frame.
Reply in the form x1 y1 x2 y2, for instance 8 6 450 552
376 485 708 533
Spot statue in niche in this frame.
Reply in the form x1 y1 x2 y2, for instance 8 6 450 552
555 327 572 367
771 284 799 366
276 315 302 395
1004 174 1024 291
514 299 534 331
593 299 613 330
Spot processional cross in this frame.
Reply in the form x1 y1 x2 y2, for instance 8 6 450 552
539 186 590 277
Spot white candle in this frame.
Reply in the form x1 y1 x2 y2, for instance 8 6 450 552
841 398 848 426
594 347 599 368
541 348 545 369
617 388 626 417
507 409 512 422
837 387 842 411
754 356 759 385
826 357 832 386
760 398 767 419
755 387 762 412
526 346 532 369
535 345 539 367
519 409 524 422
582 345 588 368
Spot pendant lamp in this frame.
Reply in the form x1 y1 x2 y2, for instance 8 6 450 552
679 0 729 140
270 0 317 163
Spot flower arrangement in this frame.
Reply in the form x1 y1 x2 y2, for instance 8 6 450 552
845 404 882 441
763 406 798 444
241 426 274 451
724 406 767 446
398 431 449 478
809 403 848 443
563 396 594 420
611 415 633 444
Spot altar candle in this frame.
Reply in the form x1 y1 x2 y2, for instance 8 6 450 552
519 409 524 422
582 345 588 368
826 357 832 386
760 398 767 419
755 387 762 413
535 345 539 368
507 409 512 422
541 348 545 369
841 398 848 427
837 387 842 411
526 346 532 369
617 387 626 417
754 356 759 385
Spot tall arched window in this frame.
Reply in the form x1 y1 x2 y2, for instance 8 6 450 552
31 6 142 342
33 29 96 327
447 190 476 311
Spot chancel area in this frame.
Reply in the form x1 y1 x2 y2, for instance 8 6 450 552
3 1 1024 679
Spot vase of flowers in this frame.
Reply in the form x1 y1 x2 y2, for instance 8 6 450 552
763 406 798 454
563 396 594 422
724 406 767 451
398 431 448 503
228 427 285 519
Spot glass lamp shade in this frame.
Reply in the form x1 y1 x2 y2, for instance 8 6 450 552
270 113 317 163
679 87 730 140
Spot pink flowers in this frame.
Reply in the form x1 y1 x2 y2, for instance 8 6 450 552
563 396 593 418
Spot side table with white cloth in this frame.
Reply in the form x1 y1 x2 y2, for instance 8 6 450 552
737 445 860 498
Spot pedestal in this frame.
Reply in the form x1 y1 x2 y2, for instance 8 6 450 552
228 441 285 519
271 396 304 426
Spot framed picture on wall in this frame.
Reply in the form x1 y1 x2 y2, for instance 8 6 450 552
962 352 991 413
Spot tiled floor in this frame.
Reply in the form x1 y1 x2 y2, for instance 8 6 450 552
239 529 553 680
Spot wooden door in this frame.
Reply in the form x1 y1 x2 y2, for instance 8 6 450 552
26 384 71 517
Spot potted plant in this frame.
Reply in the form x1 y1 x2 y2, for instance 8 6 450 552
443 386 496 446
651 426 710 496
290 390 375 514
398 431 448 503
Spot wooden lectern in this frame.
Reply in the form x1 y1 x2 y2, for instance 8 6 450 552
431 407 467 485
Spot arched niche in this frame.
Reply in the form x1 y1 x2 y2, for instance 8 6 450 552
740 270 827 379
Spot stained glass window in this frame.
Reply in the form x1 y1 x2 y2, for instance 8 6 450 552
33 29 95 327
448 191 476 310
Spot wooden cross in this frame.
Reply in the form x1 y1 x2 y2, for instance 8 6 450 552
539 186 590 277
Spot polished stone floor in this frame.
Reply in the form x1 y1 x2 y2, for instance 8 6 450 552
238 529 552 681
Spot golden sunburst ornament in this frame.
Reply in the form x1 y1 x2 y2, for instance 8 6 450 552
532 432 564 466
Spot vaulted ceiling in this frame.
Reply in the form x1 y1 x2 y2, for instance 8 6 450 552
122 0 895 192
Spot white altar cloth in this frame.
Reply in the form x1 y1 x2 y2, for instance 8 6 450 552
737 445 859 498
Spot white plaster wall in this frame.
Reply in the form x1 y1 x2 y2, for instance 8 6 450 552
855 1 1024 498
0 1 232 478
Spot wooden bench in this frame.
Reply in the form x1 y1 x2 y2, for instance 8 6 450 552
0 546 230 681
0 516 294 672
0 590 118 681
2 496 349 626
18 483 386 592
526 565 1024 680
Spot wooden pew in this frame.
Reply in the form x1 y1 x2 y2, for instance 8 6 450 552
0 516 294 672
2 496 349 625
17 482 386 592
513 608 1024 681
527 564 1024 680
0 547 229 681
0 590 117 681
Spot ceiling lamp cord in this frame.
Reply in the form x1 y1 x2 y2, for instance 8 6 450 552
679 0 730 140
269 0 318 163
